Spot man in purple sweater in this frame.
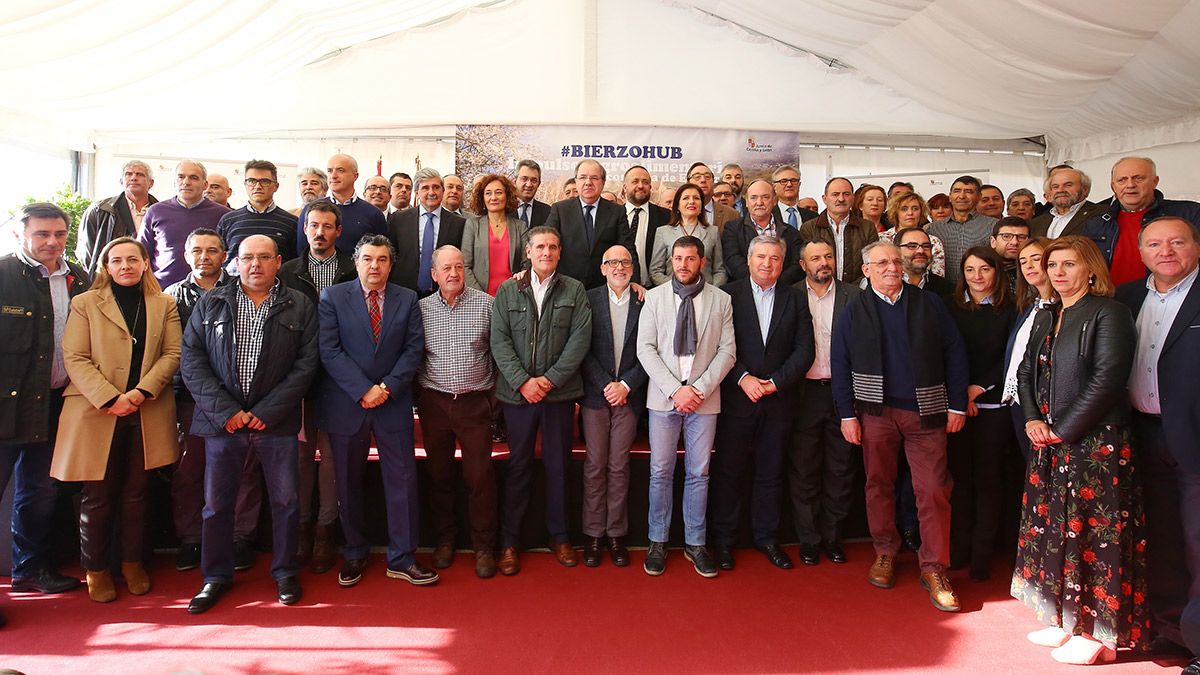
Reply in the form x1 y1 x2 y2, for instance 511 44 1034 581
138 160 231 287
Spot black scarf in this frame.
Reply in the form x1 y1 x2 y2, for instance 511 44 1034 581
848 287 948 428
671 274 705 356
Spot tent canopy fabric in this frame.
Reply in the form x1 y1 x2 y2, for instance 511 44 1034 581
3 0 1199 164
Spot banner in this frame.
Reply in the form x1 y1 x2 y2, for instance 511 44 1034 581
455 124 801 203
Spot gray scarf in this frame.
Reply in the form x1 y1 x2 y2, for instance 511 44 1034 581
671 274 705 356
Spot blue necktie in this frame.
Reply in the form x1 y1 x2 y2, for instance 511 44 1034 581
584 204 595 249
787 207 798 228
419 212 434 292
521 203 530 225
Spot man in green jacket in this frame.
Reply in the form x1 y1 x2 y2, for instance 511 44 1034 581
491 226 592 575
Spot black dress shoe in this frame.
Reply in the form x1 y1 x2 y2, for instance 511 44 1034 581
608 536 630 567
339 558 367 587
276 576 302 605
583 536 603 567
187 582 230 614
902 529 921 552
757 544 794 570
10 570 82 594
1182 657 1200 675
822 542 846 564
233 539 256 572
386 562 440 585
714 544 735 571
798 543 820 566
176 543 201 571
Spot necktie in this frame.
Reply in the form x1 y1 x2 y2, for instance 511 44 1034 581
520 203 530 225
787 207 798 228
631 207 642 232
584 204 595 249
419 212 434 293
368 289 381 343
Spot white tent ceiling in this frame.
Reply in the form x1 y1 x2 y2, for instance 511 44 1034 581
3 0 1199 165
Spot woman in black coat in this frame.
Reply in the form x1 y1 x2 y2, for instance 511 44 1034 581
945 247 1017 581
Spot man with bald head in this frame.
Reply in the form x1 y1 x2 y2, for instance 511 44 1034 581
1117 216 1200 658
205 174 233 208
363 175 391 213
1030 166 1103 239
723 179 803 284
296 153 387 256
138 159 231 286
622 165 671 286
799 177 877 285
545 159 639 289
1084 156 1200 284
443 174 466 216
181 234 319 614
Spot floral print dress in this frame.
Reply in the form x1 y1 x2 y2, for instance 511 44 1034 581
1010 332 1152 650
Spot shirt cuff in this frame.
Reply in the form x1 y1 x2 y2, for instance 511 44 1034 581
618 380 630 392
948 408 966 415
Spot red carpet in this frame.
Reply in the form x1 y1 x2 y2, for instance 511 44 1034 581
1 542 1189 674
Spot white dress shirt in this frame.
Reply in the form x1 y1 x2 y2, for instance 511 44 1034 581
1130 267 1198 413
1047 201 1086 238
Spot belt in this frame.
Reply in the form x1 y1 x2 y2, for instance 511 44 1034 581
423 388 489 401
805 378 832 386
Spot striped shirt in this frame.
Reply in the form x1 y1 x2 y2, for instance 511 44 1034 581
306 251 341 293
235 281 278 397
417 286 495 394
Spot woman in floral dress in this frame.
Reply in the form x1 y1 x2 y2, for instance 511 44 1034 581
1012 235 1151 665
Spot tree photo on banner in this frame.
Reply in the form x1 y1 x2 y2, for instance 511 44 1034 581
456 125 801 201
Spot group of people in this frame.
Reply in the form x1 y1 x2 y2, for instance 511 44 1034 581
2 152 1198 670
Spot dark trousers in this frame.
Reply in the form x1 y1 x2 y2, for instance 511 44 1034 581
580 403 637 538
330 416 419 569
201 432 298 584
787 380 855 546
861 407 952 571
0 388 63 579
710 409 792 546
500 400 574 548
1133 411 1200 649
173 397 262 544
947 406 1014 571
417 388 497 552
80 416 148 570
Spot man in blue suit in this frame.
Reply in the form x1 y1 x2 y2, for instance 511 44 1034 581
1117 216 1200 660
317 234 437 587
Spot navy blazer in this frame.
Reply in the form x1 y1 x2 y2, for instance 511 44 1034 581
386 206 466 295
722 215 805 285
580 285 647 410
545 197 639 289
720 277 815 417
316 280 425 436
1117 277 1200 472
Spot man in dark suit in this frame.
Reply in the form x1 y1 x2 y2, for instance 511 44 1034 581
789 240 861 566
710 235 815 570
724 179 804 285
386 167 465 296
771 165 819 228
545 159 639 289
898 227 954 297
1117 216 1200 657
580 244 647 567
622 165 670 286
515 159 551 228
1030 166 1105 239
316 234 437 588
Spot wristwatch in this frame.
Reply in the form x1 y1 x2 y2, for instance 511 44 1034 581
378 382 389 392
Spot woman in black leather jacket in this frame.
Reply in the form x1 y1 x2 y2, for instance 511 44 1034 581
1011 235 1149 664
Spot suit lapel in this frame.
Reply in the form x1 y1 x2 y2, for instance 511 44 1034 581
694 285 715 346
97 290 131 336
1164 280 1200 353
347 282 376 348
764 283 786 346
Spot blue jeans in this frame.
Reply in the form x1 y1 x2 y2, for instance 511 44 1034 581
0 440 56 579
648 410 717 546
202 432 299 584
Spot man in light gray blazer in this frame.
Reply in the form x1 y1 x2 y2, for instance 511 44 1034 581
637 235 736 579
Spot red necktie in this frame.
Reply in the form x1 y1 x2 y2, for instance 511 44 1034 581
368 289 381 343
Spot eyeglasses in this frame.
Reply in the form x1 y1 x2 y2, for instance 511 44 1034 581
688 172 714 181
898 243 933 251
363 185 389 193
773 178 800 186
244 178 277 187
713 191 734 198
866 258 903 268
603 259 633 268
996 232 1029 242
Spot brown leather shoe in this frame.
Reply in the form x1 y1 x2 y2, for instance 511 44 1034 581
121 562 150 596
475 550 496 579
553 542 578 567
498 546 520 576
868 554 896 589
310 524 336 574
86 570 116 603
432 542 455 569
920 570 961 612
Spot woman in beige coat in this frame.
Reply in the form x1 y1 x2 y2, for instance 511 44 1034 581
52 237 181 602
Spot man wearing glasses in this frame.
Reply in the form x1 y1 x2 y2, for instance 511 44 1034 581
217 160 299 274
896 228 955 297
989 217 1031 292
362 175 391 213
770 165 818 228
832 240 969 612
686 162 740 235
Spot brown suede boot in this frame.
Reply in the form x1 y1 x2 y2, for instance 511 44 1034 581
296 522 314 566
86 570 117 603
310 524 336 574
121 562 151 596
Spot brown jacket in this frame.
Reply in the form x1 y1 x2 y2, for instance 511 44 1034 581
51 286 181 481
710 201 740 236
799 211 879 285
